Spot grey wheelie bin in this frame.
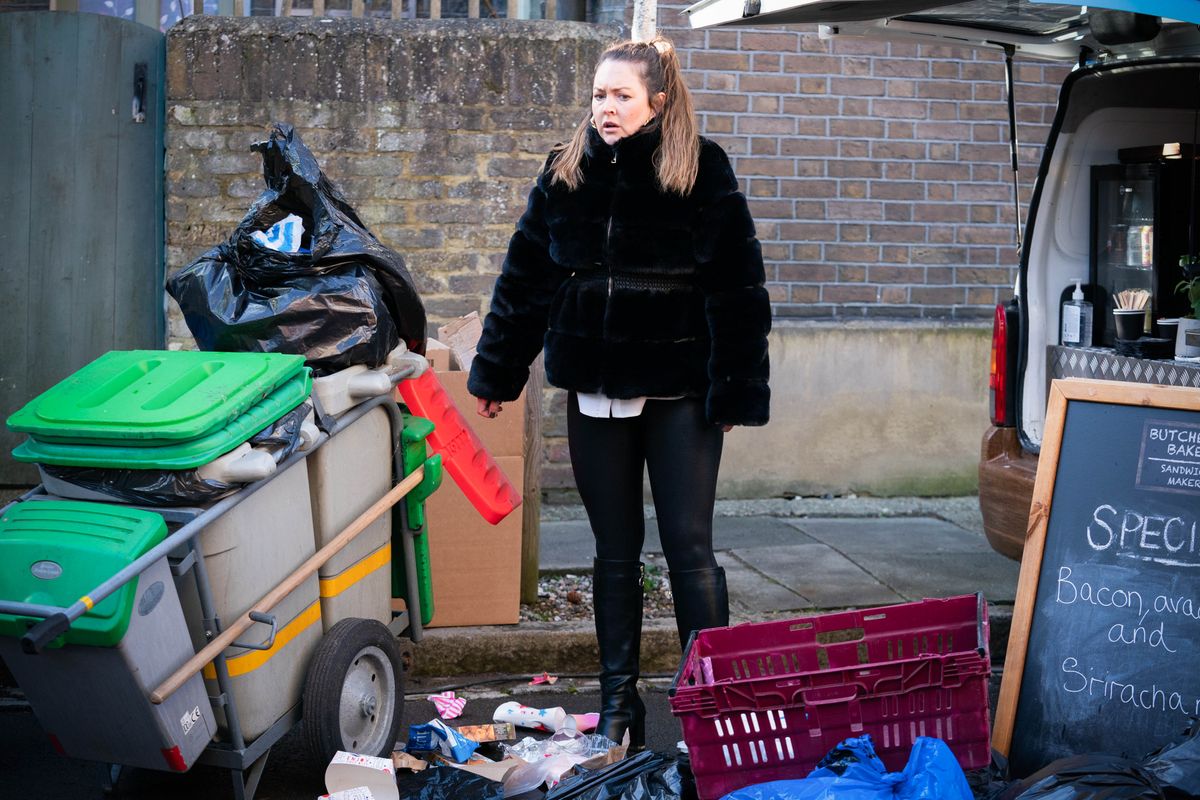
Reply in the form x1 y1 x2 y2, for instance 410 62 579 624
0 348 439 798
0 501 217 772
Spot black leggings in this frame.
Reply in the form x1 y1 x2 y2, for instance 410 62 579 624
567 394 723 572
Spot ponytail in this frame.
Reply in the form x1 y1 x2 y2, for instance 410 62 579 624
549 36 700 195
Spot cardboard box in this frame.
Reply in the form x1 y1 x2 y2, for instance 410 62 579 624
437 312 482 371
424 339 453 373
423 454 524 627
434 370 526 459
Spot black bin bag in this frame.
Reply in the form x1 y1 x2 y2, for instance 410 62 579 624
38 402 311 507
167 123 426 374
992 721 1200 800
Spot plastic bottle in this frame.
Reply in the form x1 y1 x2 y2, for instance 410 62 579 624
1061 278 1093 347
1125 189 1153 268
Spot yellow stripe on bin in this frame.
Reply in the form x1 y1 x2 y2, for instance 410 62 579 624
319 542 391 599
78 596 94 611
203 600 321 680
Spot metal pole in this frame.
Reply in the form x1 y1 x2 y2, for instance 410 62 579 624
1004 46 1024 255
189 536 248 752
631 0 656 41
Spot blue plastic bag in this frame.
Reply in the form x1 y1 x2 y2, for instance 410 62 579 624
721 735 973 800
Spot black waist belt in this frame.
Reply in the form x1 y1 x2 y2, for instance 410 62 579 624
573 271 694 292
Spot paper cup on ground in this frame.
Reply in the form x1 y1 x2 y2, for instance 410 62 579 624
1113 308 1145 340
325 752 398 800
320 789 377 800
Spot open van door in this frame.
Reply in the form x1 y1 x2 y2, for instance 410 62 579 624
683 0 1200 61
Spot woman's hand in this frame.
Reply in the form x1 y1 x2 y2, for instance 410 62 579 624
477 398 504 419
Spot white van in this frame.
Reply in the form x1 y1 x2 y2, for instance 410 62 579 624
684 0 1200 559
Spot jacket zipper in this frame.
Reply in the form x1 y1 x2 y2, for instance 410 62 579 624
606 144 617 297
600 143 619 395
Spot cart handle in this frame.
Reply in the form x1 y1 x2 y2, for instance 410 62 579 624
20 612 71 655
231 611 278 652
150 465 425 705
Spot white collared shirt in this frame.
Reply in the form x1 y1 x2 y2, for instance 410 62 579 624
576 392 682 418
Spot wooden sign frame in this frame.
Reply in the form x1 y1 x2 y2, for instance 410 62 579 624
993 377 1200 757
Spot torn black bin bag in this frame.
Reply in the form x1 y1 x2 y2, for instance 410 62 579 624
38 402 310 507
394 764 504 800
544 750 692 800
167 123 426 374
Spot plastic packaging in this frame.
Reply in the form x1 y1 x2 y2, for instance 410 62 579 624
502 729 614 762
405 719 478 763
167 123 426 375
720 735 973 800
1060 279 1093 347
501 730 621 795
503 755 583 795
252 212 304 253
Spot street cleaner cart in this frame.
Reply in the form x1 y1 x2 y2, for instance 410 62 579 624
0 348 520 799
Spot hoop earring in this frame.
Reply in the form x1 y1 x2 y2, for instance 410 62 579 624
589 118 598 129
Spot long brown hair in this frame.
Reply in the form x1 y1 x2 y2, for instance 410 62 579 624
549 37 700 195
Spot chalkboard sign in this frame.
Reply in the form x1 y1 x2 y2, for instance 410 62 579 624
993 379 1200 776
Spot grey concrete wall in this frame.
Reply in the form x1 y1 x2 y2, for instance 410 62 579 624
719 321 990 498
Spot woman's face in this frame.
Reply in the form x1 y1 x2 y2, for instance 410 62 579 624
591 59 664 146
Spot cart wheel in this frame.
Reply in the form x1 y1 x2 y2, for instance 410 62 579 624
302 618 405 762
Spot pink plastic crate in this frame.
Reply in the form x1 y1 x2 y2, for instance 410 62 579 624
669 594 991 800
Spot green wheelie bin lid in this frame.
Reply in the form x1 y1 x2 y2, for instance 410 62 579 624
0 501 167 648
12 371 313 470
7 350 307 446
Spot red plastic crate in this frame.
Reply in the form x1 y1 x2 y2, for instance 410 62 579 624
396 369 521 525
669 594 991 800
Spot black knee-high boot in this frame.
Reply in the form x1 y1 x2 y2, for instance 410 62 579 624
593 558 646 749
669 566 729 650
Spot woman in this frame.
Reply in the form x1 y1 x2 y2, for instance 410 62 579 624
468 37 770 747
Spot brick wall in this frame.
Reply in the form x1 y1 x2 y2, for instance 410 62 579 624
655 3 1070 321
164 14 1069 503
540 9 1070 501
165 16 611 343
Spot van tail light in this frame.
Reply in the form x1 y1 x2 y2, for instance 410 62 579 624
989 300 1019 427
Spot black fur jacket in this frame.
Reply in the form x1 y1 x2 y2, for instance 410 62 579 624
468 126 770 426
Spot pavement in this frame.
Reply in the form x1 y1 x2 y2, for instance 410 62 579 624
414 495 1022 677
0 492 1018 798
0 488 1018 678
